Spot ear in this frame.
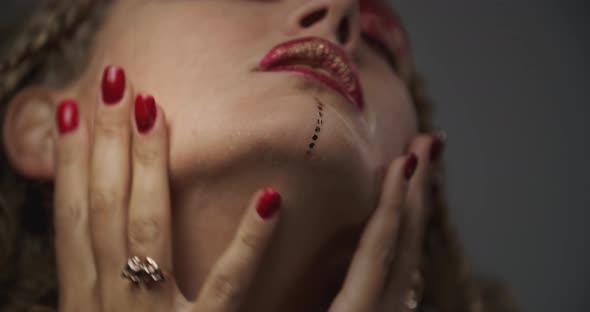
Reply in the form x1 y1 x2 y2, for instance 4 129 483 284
2 87 60 180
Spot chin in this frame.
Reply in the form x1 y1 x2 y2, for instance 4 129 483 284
169 92 383 307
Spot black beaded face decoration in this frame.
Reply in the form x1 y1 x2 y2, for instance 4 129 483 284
306 98 324 158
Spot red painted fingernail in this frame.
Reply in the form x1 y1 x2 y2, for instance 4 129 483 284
430 131 447 162
101 65 126 105
404 153 418 181
56 99 79 134
135 94 157 133
256 188 282 220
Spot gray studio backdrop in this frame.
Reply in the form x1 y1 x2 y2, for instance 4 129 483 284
1 1 588 311
391 1 589 311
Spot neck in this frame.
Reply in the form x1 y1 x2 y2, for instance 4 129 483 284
171 182 367 311
168 149 378 310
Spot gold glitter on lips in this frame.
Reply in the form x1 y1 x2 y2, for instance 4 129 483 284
271 40 357 94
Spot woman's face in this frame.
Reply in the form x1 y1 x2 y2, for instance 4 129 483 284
61 0 417 308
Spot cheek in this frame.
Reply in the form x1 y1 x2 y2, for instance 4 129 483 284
362 70 417 160
164 88 319 180
93 2 270 99
163 80 379 198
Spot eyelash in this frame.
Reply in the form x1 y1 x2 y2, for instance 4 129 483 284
362 33 398 72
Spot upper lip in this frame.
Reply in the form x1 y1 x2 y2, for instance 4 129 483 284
258 37 365 110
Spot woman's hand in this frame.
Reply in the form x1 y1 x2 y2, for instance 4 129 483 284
329 134 442 312
53 64 441 312
53 66 282 312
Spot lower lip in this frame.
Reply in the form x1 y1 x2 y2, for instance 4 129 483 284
264 66 363 110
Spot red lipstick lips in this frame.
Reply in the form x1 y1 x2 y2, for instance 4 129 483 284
259 37 365 111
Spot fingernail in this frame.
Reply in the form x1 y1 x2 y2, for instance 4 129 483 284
135 94 157 133
101 65 126 105
430 130 447 162
256 188 282 220
57 99 79 134
404 153 418 181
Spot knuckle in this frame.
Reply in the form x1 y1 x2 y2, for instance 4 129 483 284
361 232 395 268
238 230 265 255
383 198 404 217
209 274 242 303
54 198 86 228
133 142 162 167
365 225 395 253
128 216 161 251
95 114 127 140
373 239 393 268
89 188 122 217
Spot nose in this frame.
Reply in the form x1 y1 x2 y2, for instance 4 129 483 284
283 0 361 53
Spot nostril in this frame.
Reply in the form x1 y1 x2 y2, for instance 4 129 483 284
300 8 328 28
337 17 350 44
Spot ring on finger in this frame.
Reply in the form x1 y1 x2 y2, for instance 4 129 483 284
404 270 424 311
122 256 166 286
404 288 419 310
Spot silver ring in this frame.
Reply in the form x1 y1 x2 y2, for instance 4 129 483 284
122 256 165 286
143 257 165 284
404 288 419 310
404 270 423 311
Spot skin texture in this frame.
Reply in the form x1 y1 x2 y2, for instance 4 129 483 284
48 74 436 311
2 0 428 310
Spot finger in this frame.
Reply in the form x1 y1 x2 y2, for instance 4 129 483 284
195 188 282 312
329 154 418 312
53 99 97 308
400 134 443 272
128 94 172 277
89 65 133 288
124 95 175 310
381 133 444 310
406 133 444 214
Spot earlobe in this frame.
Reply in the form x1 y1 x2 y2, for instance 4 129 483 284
2 87 60 180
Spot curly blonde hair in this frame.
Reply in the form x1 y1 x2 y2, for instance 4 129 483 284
0 1 512 311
